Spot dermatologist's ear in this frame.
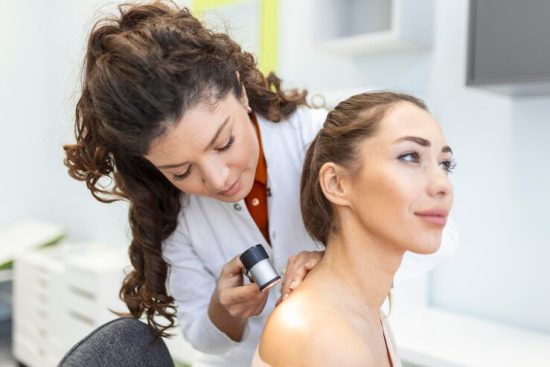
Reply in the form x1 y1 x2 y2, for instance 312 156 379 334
319 162 351 207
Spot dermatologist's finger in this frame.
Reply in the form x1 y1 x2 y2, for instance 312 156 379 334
252 289 270 315
280 251 323 299
285 258 317 290
220 255 245 277
223 284 270 318
242 287 270 317
219 282 262 305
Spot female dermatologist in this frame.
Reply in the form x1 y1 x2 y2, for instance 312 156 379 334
63 2 458 366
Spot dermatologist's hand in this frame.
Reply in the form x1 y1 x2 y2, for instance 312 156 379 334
277 250 324 305
208 255 269 341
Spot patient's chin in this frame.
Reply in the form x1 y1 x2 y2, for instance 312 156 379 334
409 234 443 255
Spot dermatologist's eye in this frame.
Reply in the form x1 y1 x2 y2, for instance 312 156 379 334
173 166 193 181
398 152 420 163
440 159 457 174
216 135 236 153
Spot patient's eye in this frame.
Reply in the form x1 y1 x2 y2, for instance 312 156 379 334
398 152 420 163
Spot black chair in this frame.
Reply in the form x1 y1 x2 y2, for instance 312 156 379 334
58 318 174 367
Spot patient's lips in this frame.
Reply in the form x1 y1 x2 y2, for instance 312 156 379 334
414 209 448 226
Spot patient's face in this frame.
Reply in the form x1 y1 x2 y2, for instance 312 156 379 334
349 101 454 254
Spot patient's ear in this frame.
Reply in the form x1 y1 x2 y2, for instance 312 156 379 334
319 162 351 207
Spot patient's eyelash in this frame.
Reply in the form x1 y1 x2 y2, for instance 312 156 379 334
440 159 457 173
399 151 457 174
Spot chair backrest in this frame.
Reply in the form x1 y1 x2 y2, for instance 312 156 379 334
58 317 174 367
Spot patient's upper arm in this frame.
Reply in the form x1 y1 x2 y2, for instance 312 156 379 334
258 299 373 366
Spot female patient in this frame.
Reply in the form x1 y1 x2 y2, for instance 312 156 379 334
252 92 455 366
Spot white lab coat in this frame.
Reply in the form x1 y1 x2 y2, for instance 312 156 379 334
163 106 459 367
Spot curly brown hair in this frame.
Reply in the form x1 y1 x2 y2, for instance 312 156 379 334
64 1 307 338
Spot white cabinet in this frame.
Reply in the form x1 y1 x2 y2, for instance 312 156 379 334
12 244 130 367
12 243 197 367
313 0 435 55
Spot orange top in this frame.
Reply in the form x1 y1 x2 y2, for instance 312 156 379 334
245 113 270 245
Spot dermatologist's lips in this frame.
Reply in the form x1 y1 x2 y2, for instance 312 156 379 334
219 177 241 196
415 209 448 226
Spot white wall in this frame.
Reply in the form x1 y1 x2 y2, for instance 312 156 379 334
276 0 550 335
0 1 133 246
1 0 548 337
427 1 550 335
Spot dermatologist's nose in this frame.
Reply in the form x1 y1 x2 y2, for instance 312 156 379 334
201 159 230 192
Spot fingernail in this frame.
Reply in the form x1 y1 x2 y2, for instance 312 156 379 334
289 280 298 290
283 293 289 300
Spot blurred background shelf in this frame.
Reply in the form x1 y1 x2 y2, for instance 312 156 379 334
313 0 434 55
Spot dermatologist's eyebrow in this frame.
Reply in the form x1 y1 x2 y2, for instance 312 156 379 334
394 136 453 154
155 116 230 169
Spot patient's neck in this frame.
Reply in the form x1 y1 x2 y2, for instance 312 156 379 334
313 219 404 316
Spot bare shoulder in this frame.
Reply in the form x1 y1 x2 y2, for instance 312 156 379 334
258 290 374 367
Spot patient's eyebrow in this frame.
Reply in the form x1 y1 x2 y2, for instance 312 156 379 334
394 136 453 154
394 136 430 146
442 146 453 154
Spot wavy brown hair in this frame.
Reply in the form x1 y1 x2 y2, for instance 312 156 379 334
64 1 307 337
300 92 427 245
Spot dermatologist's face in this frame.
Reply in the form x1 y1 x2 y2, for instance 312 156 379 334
145 91 259 202
349 101 454 254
